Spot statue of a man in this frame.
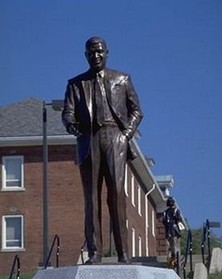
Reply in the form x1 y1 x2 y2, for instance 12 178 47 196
62 36 143 264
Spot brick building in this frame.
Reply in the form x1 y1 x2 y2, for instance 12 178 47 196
0 98 186 275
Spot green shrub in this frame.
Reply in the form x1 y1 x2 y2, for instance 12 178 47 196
208 272 222 279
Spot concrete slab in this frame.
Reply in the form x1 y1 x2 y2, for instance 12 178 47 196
209 247 222 274
193 263 207 279
33 264 181 279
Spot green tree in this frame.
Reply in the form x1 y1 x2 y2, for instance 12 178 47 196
181 228 222 255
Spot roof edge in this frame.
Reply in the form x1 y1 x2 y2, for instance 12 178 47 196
0 135 76 147
130 138 166 204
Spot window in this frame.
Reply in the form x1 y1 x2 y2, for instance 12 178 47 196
2 156 24 190
138 236 142 257
2 215 24 250
124 164 128 196
138 186 142 216
131 174 135 206
132 227 135 257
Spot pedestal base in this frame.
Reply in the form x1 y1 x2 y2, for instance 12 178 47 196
33 264 180 279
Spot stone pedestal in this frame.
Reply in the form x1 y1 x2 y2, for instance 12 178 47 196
33 264 180 279
209 247 222 274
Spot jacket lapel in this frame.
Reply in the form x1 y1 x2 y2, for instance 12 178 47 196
104 69 112 105
81 78 93 122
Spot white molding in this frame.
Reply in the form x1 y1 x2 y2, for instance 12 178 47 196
138 186 142 216
131 174 135 207
124 164 128 196
2 156 24 190
2 215 24 250
132 227 136 257
0 135 76 147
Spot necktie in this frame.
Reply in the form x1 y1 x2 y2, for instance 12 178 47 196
94 73 104 126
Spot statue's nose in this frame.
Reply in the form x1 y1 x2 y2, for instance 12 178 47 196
95 52 100 58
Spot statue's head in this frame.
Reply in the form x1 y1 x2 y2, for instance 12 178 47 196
85 36 108 72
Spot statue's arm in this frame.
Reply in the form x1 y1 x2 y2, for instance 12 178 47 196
123 75 143 139
62 83 81 136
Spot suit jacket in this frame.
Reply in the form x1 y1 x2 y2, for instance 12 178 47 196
62 68 143 165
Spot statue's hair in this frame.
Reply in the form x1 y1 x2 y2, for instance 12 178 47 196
85 36 107 50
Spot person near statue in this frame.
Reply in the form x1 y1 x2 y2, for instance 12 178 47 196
62 36 143 264
163 197 183 267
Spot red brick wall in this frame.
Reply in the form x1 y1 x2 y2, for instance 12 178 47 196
156 213 168 256
126 192 145 257
0 145 85 275
0 144 164 275
125 167 158 258
146 198 157 257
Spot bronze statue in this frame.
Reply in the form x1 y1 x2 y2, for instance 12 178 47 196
62 36 143 264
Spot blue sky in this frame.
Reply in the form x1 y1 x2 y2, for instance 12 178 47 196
1 0 222 237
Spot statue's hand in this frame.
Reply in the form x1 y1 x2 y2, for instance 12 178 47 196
66 123 82 136
122 130 132 140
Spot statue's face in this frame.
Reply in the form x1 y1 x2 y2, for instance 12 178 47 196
85 42 108 72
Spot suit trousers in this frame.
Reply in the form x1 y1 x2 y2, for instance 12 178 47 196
79 124 128 258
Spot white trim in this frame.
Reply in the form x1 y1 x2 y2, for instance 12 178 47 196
124 164 128 196
138 236 142 257
1 248 26 252
138 186 142 216
132 227 136 257
131 174 135 207
0 135 76 147
2 156 24 191
131 139 165 203
145 184 155 256
2 215 24 251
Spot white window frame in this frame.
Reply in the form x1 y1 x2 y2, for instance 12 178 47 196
2 215 24 251
124 164 128 196
131 174 135 206
2 156 24 191
132 227 136 257
138 235 142 257
138 186 142 216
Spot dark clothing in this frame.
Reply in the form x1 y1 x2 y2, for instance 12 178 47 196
163 207 182 238
94 73 114 124
80 125 128 257
62 67 143 259
62 68 143 165
163 206 182 259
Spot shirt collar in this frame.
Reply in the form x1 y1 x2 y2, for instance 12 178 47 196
97 70 105 78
